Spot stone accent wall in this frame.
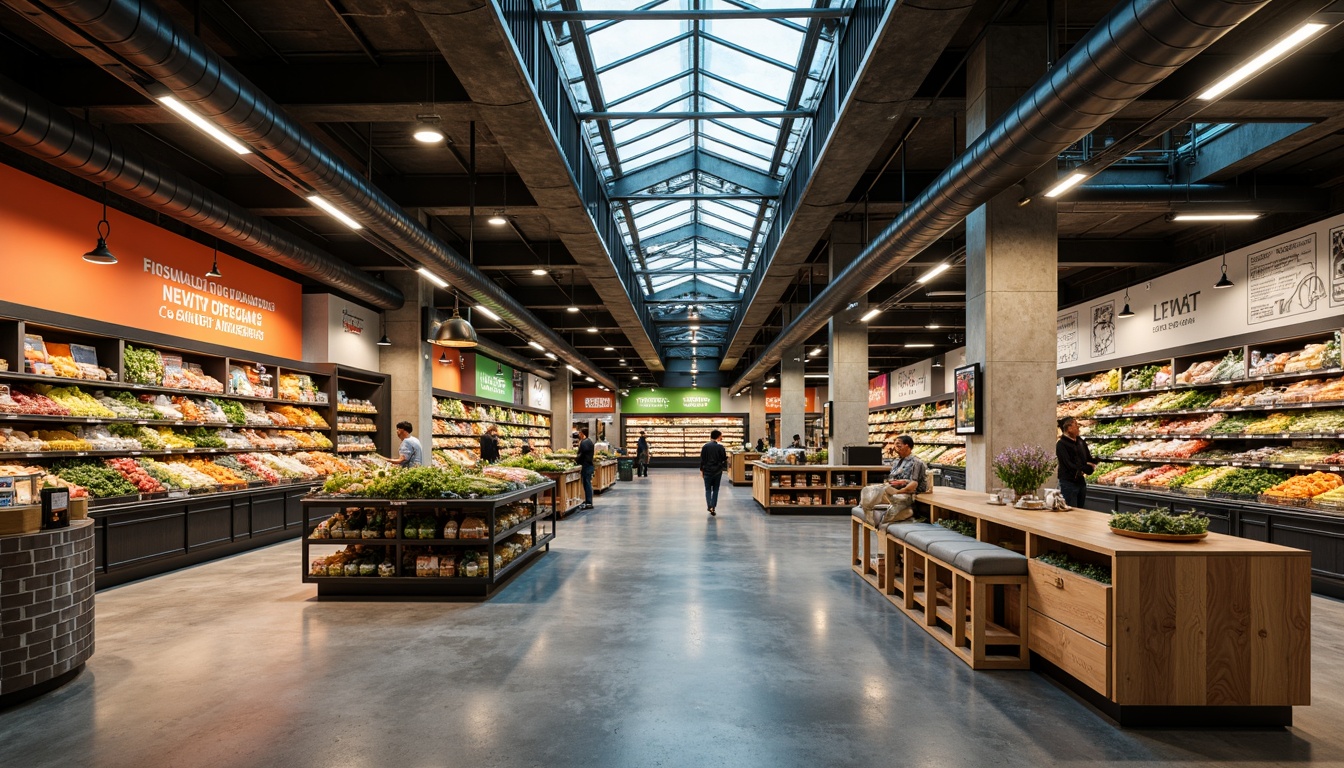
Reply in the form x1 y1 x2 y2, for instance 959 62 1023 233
0 520 95 699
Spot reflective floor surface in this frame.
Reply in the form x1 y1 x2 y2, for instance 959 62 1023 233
3 469 1344 767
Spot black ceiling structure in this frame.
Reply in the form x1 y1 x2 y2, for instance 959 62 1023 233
0 0 1342 389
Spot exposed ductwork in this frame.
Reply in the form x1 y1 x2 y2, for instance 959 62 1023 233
730 0 1272 392
0 74 404 311
2 0 615 389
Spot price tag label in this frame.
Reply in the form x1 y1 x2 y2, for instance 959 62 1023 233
1301 464 1315 471
1270 463 1285 469
131 451 141 456
25 452 41 458
75 452 87 457
2 414 13 420
1231 462 1243 467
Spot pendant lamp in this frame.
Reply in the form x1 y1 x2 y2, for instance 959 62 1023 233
434 294 478 348
1214 226 1234 289
205 240 222 278
83 187 117 265
1118 287 1135 318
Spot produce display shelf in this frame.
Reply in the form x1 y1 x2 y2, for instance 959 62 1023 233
0 371 332 407
307 483 556 509
1095 456 1344 472
336 408 379 415
0 413 331 430
335 447 379 454
1091 432 1344 440
89 479 320 511
337 427 379 433
1080 400 1344 419
1059 366 1344 403
0 446 317 460
432 416 551 427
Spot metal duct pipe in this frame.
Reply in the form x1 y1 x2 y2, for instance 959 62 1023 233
729 0 1270 391
3 0 615 389
0 74 404 311
1061 184 1328 212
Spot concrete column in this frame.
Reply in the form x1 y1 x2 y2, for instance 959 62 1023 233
828 220 870 458
550 368 572 451
780 341 806 449
748 382 768 449
379 271 433 444
963 23 1060 492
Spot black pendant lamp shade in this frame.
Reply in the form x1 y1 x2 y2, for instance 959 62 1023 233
83 191 116 265
205 241 222 278
1118 286 1135 319
377 333 392 347
434 303 478 349
1214 227 1234 289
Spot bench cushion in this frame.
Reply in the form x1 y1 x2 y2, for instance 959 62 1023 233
884 522 941 540
903 529 973 552
954 547 1028 576
926 539 1002 564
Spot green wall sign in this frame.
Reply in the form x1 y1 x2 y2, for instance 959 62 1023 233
620 387 721 414
474 355 514 403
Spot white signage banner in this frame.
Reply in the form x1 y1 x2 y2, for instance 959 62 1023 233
890 359 932 404
526 373 552 411
943 347 966 394
1058 211 1344 370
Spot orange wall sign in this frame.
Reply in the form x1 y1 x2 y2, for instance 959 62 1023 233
572 388 615 413
431 348 475 395
764 387 817 413
0 164 302 359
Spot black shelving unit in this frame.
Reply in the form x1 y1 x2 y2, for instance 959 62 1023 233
300 481 557 600
621 414 748 468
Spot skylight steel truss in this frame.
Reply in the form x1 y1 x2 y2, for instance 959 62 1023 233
540 0 852 367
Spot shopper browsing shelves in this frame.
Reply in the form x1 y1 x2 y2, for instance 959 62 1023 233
700 429 727 516
479 424 501 463
577 428 595 510
635 430 650 477
1055 416 1095 508
387 421 423 467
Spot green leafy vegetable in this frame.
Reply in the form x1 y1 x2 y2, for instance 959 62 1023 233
1036 552 1111 584
1109 507 1210 535
123 346 163 385
936 518 975 537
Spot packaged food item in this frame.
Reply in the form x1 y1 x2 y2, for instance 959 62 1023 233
416 555 440 577
23 334 48 373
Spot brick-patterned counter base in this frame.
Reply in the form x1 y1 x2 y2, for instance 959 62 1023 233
0 520 95 708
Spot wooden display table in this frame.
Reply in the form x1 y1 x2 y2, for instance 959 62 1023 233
730 452 760 485
853 487 1310 726
751 462 889 514
593 459 618 493
537 468 584 516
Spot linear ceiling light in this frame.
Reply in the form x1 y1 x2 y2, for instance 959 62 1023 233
585 376 595 383
1042 171 1089 199
475 305 501 321
859 308 881 322
416 267 448 288
925 290 966 297
528 341 545 351
915 263 951 284
1197 22 1330 101
531 268 549 276
566 364 581 374
307 195 363 230
804 374 830 379
157 95 252 155
545 352 557 359
904 343 934 348
1169 213 1262 222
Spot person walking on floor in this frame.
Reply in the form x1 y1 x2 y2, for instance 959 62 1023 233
1056 416 1096 508
577 428 595 510
700 428 727 516
386 421 424 467
479 424 501 464
635 430 651 478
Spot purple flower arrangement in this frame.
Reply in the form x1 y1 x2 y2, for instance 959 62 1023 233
993 444 1058 497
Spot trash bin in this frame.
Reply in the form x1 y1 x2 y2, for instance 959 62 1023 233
618 458 634 481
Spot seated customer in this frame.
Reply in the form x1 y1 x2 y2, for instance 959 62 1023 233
883 435 929 521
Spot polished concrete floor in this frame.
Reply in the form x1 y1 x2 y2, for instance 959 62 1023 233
4 470 1344 767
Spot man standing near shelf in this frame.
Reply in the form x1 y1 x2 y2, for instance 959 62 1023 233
577 428 596 510
700 429 728 516
635 430 650 478
479 424 501 464
387 421 423 467
1056 416 1096 508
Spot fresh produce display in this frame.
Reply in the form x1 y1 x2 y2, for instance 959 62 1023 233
53 460 137 498
308 546 396 578
1109 507 1210 535
1166 466 1214 489
1206 469 1289 497
123 345 164 385
1036 552 1111 584
497 454 576 472
319 464 547 499
43 386 116 418
1262 472 1343 500
105 457 166 493
1123 364 1167 391
1085 461 1125 483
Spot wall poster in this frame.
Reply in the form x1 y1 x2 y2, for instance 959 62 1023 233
1090 301 1115 358
1057 312 1079 366
953 363 981 435
1329 224 1344 307
1247 233 1323 324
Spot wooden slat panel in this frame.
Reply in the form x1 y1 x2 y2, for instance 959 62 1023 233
187 501 232 551
1115 555 1177 704
1172 556 1208 706
1027 560 1112 644
105 507 186 570
1248 556 1311 706
1205 556 1251 706
1030 609 1110 697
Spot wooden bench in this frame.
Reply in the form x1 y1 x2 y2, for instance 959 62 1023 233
852 510 1029 670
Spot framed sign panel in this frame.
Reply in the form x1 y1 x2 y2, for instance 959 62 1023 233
953 363 982 435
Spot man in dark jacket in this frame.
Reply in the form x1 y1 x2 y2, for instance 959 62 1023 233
577 428 595 510
700 429 728 516
1056 416 1096 508
635 430 650 477
479 424 501 463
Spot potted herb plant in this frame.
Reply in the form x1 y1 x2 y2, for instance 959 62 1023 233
992 444 1058 500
